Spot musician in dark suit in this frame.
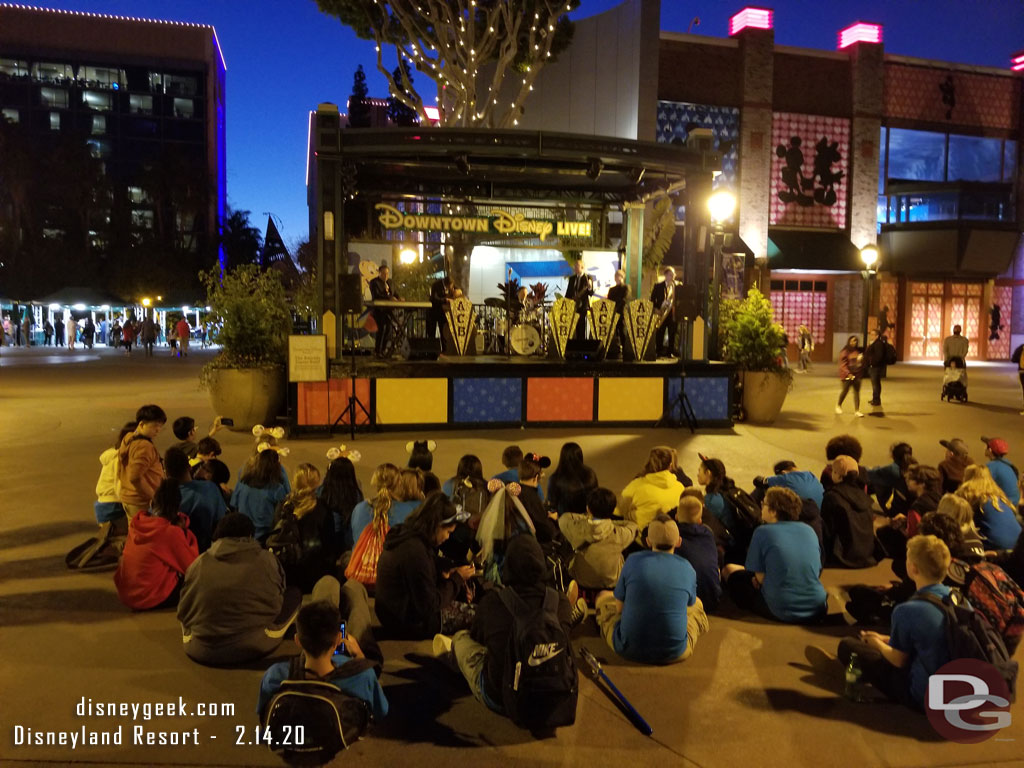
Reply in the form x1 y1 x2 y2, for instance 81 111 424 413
650 266 679 358
369 265 401 356
565 260 594 341
426 275 453 340
607 268 631 359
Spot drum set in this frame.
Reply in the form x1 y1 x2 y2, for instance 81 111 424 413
481 298 547 356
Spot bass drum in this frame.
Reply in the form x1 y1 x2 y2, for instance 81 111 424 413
510 324 542 356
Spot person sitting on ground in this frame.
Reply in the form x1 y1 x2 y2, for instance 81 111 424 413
957 464 1022 551
231 449 288 543
194 457 232 505
349 463 418 545
819 434 868 491
673 495 723 612
619 446 687 536
805 535 954 710
516 453 557 543
547 442 599 516
236 427 291 493
269 463 338 593
935 493 985 561
758 459 825 509
868 442 915 516
596 514 709 664
170 416 224 461
982 437 1021 507
938 437 974 494
165 447 226 553
114 479 199 610
558 487 637 590
193 436 222 470
697 456 741 540
877 464 942 579
491 444 548 501
319 455 364 554
443 454 486 498
118 404 167 518
406 439 436 472
433 534 576 722
820 455 877 568
667 448 694 488
257 601 388 723
723 488 827 623
177 513 302 666
375 493 474 639
94 422 136 535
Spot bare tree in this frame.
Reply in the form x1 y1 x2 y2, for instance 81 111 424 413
315 0 579 128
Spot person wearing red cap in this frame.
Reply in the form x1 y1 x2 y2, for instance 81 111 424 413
982 437 1020 507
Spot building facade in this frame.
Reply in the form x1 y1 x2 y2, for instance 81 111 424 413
0 3 226 301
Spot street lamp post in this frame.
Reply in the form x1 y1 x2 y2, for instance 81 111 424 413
860 245 879 347
707 190 737 358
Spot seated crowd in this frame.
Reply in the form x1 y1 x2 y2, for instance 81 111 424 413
94 409 1024 753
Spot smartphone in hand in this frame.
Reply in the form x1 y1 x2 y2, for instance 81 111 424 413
220 417 234 427
333 621 347 656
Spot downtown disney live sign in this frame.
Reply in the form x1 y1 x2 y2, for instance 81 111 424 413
375 203 596 244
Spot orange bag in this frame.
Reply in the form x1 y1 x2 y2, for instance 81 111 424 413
344 518 389 586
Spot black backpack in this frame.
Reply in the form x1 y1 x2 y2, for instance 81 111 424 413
261 655 377 766
452 479 490 525
722 485 762 529
498 587 578 731
913 592 1019 702
267 504 302 568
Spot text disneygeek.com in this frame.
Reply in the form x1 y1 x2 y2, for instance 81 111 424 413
11 696 242 750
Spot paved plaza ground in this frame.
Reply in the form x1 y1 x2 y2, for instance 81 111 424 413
2 345 1023 767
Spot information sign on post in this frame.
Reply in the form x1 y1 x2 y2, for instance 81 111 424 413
288 335 328 383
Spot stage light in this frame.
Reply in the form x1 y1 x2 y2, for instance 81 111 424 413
707 190 736 223
860 245 879 269
142 297 151 307
399 248 418 265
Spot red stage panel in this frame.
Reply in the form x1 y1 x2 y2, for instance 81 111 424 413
297 379 371 425
526 377 594 422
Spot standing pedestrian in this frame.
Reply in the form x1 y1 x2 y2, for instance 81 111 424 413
83 317 95 349
21 311 32 347
122 318 135 355
1014 343 1024 416
141 315 157 357
865 330 888 407
797 324 813 372
67 316 78 350
54 315 65 347
835 335 865 417
942 324 969 366
43 320 53 346
110 319 121 349
175 315 191 358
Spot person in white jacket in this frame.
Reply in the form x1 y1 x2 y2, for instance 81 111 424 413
93 423 134 535
558 488 637 589
619 446 687 535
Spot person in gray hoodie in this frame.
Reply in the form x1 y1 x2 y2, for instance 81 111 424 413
558 488 637 589
177 513 302 666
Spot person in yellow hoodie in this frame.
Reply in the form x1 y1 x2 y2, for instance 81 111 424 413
619 446 687 536
118 404 167 517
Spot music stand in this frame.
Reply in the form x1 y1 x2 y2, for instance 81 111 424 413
331 309 371 441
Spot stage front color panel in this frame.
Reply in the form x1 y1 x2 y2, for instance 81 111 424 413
667 376 730 422
526 377 594 422
297 379 371 426
376 378 448 424
598 377 664 421
453 378 522 423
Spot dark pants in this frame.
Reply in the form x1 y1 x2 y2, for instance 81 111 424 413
374 311 394 356
573 302 588 341
655 317 677 356
426 310 444 340
313 577 383 665
1019 371 1024 404
726 570 778 621
837 637 913 707
869 366 883 404
838 377 861 409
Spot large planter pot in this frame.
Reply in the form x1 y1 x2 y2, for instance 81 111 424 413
741 370 790 424
207 367 285 431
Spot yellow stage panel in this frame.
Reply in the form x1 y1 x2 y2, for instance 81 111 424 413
597 377 664 421
376 378 449 424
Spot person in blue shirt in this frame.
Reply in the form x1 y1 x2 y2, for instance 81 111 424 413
957 464 1021 550
761 460 825 509
349 464 422 545
697 456 739 534
981 437 1020 507
805 535 953 709
867 442 914 516
165 447 226 553
722 487 827 623
491 445 547 502
674 495 722 612
257 600 388 722
231 450 287 542
595 514 709 664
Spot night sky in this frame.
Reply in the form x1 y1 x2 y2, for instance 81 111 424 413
23 0 1024 249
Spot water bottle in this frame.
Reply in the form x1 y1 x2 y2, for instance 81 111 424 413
844 653 867 702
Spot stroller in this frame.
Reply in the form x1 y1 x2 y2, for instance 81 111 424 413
941 356 968 402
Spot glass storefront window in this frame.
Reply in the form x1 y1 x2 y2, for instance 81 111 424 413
173 98 195 119
1 108 18 123
886 128 946 182
1004 141 1018 183
0 58 29 78
129 94 153 115
878 127 887 193
32 62 73 83
39 87 68 108
947 135 1002 182
83 90 113 111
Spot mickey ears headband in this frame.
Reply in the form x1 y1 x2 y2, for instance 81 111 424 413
487 478 521 497
252 424 285 440
327 445 362 463
257 442 290 457
406 440 437 453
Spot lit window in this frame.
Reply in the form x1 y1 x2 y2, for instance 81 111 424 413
92 115 106 135
86 139 111 159
83 90 113 111
163 74 198 96
32 62 73 83
173 98 195 119
131 209 155 229
49 111 61 130
40 87 69 108
1 108 18 123
128 187 151 205
130 94 153 115
79 65 124 88
0 58 29 78
886 128 945 182
1003 141 1017 183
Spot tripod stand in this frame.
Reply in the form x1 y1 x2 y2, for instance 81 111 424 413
656 371 698 433
331 309 371 441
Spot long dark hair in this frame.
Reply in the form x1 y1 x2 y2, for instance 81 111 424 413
241 450 281 489
403 492 455 543
701 457 729 495
454 454 484 482
320 457 363 525
151 479 182 521
552 442 587 481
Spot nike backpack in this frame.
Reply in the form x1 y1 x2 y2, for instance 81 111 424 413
498 587 578 731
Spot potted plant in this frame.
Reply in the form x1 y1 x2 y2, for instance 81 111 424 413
719 287 792 424
199 265 292 430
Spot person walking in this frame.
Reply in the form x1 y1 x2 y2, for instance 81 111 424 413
942 324 969 365
1013 342 1024 416
140 315 157 357
865 330 889 407
835 335 864 417
797 324 813 372
43 320 53 346
66 316 77 350
122 318 136 355
175 315 191 358
82 317 95 349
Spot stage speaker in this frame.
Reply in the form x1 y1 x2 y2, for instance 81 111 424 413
676 284 701 320
564 339 603 362
406 337 441 361
338 273 363 315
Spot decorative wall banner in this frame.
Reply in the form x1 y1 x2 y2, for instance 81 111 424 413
770 112 850 229
589 298 619 355
623 299 658 360
549 297 579 359
445 296 476 355
375 203 594 243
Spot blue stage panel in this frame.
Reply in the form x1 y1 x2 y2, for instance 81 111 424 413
668 376 730 422
453 377 522 422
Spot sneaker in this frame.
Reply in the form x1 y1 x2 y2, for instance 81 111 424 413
855 411 865 418
834 406 843 415
568 598 588 629
804 645 842 682
566 579 579 606
432 633 453 657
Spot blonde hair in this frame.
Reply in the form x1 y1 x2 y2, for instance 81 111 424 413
287 463 321 519
676 495 703 523
681 487 705 502
957 464 1012 510
398 468 425 502
907 534 951 583
936 493 980 537
369 463 402 525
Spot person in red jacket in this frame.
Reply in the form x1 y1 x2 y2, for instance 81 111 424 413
175 316 191 358
835 335 865 417
115 479 199 610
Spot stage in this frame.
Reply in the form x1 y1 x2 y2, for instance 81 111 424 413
291 355 736 432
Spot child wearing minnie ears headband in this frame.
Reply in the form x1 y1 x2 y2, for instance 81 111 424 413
516 452 557 544
232 439 289 542
319 445 364 553
236 424 291 493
